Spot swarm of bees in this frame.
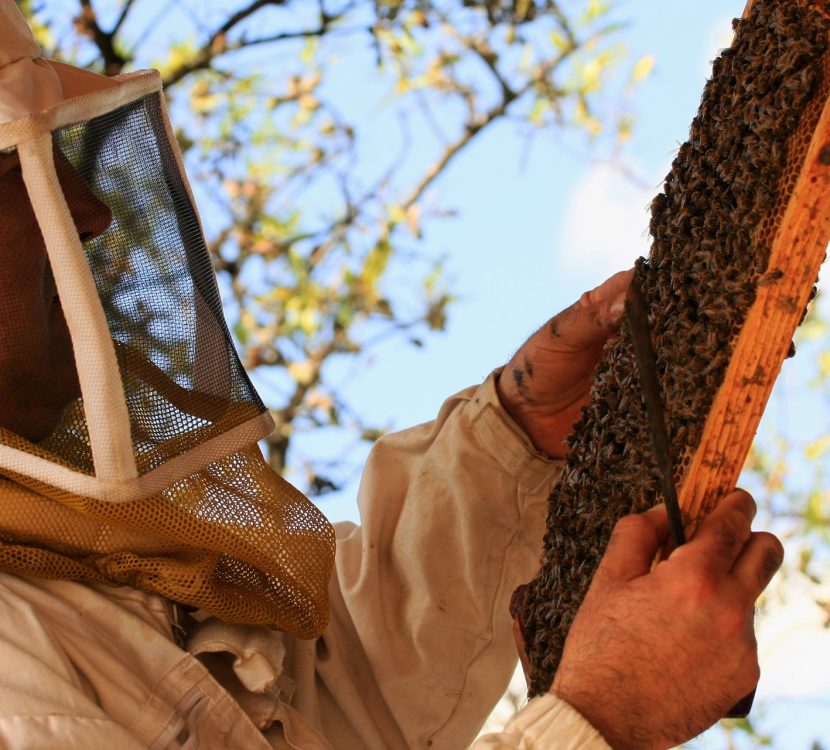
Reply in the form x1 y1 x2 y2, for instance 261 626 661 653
517 0 830 698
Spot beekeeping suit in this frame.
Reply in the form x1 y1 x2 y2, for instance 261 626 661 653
0 4 607 748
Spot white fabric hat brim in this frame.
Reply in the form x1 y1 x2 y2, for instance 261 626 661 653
48 59 120 102
0 56 63 125
0 0 117 125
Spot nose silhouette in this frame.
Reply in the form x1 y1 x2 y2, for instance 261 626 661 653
53 145 113 242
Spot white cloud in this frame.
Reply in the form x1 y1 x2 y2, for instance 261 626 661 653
557 162 654 277
757 585 830 700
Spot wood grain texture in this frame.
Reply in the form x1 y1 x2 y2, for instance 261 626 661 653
680 42 830 533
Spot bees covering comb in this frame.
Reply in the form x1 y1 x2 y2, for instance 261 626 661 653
515 0 830 698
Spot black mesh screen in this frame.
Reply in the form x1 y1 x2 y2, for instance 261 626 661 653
53 94 265 474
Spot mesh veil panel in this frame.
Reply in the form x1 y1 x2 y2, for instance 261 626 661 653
55 94 265 475
0 93 335 635
0 443 335 636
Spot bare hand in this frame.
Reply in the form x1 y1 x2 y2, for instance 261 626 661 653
496 269 633 458
549 491 784 750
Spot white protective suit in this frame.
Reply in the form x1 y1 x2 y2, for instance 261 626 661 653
0 374 610 748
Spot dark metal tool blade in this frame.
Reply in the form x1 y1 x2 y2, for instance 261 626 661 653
625 275 754 718
625 276 686 549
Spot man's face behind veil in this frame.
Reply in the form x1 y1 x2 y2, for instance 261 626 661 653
0 146 111 442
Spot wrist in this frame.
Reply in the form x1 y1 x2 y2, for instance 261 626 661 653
550 684 653 750
495 370 580 459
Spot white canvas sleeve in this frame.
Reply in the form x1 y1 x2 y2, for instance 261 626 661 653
472 694 611 749
284 370 568 748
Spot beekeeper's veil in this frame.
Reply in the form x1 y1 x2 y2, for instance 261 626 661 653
0 2 335 638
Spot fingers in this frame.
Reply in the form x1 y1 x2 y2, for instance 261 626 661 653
587 267 635 308
513 616 531 683
731 530 784 600
510 582 532 682
670 490 756 573
598 504 670 583
548 268 634 349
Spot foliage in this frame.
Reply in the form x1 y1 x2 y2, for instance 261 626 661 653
25 0 649 490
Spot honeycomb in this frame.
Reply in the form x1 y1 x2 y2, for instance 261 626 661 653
516 0 830 697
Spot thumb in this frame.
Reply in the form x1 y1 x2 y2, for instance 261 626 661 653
597 505 670 583
549 268 634 349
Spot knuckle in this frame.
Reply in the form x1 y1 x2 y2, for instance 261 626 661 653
608 514 650 548
683 568 719 608
716 510 751 553
757 544 784 588
577 290 594 308
714 602 748 640
613 514 645 535
728 488 757 519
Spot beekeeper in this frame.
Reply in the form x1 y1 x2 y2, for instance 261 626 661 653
0 4 781 748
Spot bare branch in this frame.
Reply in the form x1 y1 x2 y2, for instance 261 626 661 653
160 0 366 88
111 0 136 35
399 93 508 211
131 0 178 53
465 35 516 102
400 25 579 210
414 89 451 145
161 0 285 87
76 0 130 74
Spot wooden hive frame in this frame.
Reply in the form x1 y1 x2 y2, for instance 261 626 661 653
517 0 830 697
681 0 830 531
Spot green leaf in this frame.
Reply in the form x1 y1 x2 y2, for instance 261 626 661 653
362 238 392 287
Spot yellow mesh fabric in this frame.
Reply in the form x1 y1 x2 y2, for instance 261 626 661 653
0 444 335 637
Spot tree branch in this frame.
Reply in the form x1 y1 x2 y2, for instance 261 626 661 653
76 0 130 74
161 0 284 87
161 1 365 88
111 0 136 36
400 28 579 210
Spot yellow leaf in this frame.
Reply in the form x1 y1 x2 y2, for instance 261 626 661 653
363 238 392 285
388 204 406 225
585 0 610 22
631 55 655 84
616 115 634 144
574 99 602 137
300 38 319 64
805 435 830 460
299 309 319 335
550 31 570 52
518 43 535 73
